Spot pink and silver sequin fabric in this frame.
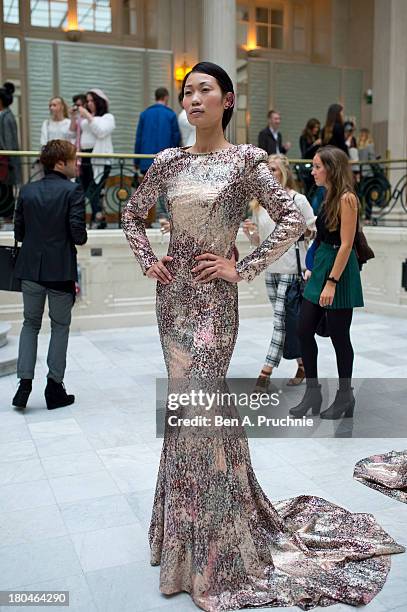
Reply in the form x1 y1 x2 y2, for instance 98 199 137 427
354 449 407 503
122 144 404 611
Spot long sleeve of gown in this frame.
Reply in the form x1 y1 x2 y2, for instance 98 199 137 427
236 147 306 282
122 149 169 273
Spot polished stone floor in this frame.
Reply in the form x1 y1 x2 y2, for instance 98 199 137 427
0 310 406 612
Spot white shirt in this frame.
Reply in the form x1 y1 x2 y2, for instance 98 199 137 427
80 113 115 178
252 190 315 274
178 109 196 147
269 127 280 153
40 118 73 146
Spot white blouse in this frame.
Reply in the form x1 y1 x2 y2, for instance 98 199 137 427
40 118 73 146
80 113 115 178
177 109 196 147
252 190 315 274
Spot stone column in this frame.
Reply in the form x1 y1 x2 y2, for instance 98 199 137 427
373 0 407 160
201 0 236 139
201 0 236 84
372 0 407 219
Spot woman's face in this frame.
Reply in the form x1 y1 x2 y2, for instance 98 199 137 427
183 72 229 129
49 98 62 118
339 108 345 122
268 161 283 185
312 124 320 136
311 154 328 187
86 94 96 114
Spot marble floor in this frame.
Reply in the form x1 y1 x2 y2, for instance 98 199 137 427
0 310 406 612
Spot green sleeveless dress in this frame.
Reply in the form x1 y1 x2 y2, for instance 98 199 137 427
304 208 364 309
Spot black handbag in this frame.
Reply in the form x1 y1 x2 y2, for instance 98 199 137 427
283 240 330 360
0 241 21 292
316 310 330 337
283 243 304 359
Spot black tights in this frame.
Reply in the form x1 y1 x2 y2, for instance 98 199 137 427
298 298 354 389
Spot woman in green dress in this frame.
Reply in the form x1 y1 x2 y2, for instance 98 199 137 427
290 145 363 419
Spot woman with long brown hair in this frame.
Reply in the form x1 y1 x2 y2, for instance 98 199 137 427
290 145 363 419
321 103 348 154
299 117 321 159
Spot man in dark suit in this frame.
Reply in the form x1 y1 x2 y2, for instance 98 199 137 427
12 139 87 410
258 110 291 156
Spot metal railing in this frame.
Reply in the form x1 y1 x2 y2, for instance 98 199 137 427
1 151 407 228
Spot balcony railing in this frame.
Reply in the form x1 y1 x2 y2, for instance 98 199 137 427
1 151 407 229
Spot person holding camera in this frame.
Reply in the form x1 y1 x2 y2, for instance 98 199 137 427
12 139 87 411
69 89 115 228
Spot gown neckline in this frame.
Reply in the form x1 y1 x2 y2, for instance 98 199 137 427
180 144 238 156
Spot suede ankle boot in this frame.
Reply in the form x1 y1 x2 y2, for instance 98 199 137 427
44 378 75 410
320 388 355 419
289 384 322 417
12 379 32 408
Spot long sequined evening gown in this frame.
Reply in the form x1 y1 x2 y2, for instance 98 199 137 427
122 145 404 611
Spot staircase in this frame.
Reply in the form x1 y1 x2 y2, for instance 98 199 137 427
0 323 17 377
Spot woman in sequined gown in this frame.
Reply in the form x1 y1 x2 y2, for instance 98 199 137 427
122 62 404 611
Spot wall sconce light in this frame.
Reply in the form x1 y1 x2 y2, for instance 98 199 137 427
175 62 193 82
65 28 81 42
364 88 373 105
243 33 259 57
246 48 260 58
64 1 81 42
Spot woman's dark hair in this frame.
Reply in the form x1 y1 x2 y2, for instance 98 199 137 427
322 103 343 145
86 91 108 117
0 81 15 108
73 93 87 106
302 118 320 143
181 61 235 131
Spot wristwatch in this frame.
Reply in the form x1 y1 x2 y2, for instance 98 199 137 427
327 276 339 284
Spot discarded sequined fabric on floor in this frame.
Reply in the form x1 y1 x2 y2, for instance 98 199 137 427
354 449 407 504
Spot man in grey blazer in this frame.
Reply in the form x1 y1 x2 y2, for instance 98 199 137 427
12 139 87 410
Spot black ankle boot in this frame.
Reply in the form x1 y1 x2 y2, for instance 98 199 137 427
45 378 75 410
12 379 32 408
289 384 322 417
320 388 355 419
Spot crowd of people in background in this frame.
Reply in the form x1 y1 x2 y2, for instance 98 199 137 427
1 79 377 231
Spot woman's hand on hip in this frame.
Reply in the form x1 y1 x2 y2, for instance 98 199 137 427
319 282 336 307
146 256 173 284
192 253 241 283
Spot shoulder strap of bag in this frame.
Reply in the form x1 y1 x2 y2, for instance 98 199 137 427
292 194 302 276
